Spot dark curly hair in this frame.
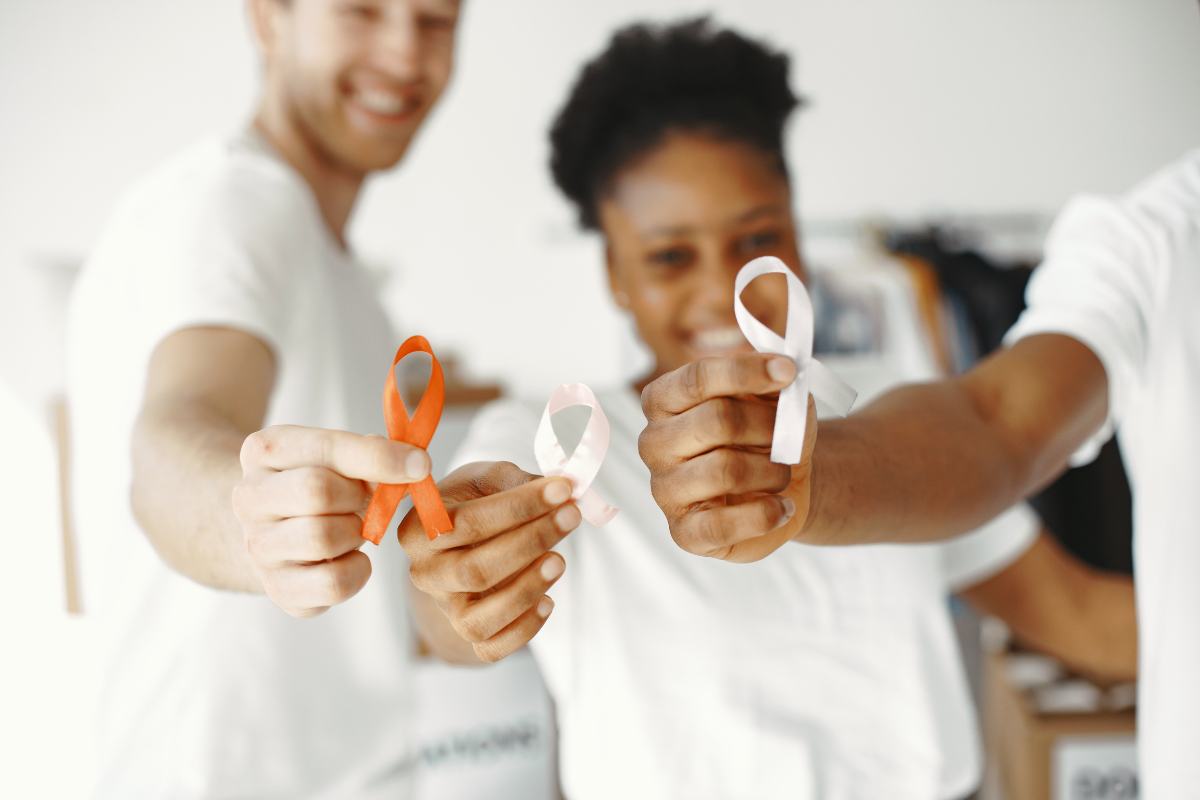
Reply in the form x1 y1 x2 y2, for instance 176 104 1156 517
549 17 803 230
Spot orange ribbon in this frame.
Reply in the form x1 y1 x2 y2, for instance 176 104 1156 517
361 336 454 544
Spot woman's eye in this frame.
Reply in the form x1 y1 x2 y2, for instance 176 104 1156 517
648 248 693 270
343 3 381 22
738 231 781 254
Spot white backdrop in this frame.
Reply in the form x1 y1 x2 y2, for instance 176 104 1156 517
1 1 1198 796
1 0 1198 399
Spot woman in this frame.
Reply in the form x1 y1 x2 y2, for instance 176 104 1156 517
442 19 1136 799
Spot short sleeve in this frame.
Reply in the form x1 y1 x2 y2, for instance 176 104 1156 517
941 504 1040 592
93 137 319 364
1003 193 1161 466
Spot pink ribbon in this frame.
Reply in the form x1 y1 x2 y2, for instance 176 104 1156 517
534 384 620 527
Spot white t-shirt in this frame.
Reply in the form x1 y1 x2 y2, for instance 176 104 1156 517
1006 149 1200 799
67 132 416 799
452 309 1038 800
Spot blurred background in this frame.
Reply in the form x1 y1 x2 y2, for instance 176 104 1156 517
2 0 1198 797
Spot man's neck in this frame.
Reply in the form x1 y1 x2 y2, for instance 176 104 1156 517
253 104 363 249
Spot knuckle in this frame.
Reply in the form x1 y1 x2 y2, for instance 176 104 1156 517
300 468 336 510
681 361 705 402
239 430 266 468
710 397 744 439
694 510 732 550
303 517 336 557
454 611 488 643
452 556 489 593
718 450 748 489
230 479 253 517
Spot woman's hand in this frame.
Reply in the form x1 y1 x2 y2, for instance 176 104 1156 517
638 352 816 563
399 461 581 662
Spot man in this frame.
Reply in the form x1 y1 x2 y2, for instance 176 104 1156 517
68 1 570 796
637 150 1200 796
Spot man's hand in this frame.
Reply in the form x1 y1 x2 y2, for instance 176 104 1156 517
401 462 580 663
639 352 816 563
233 424 432 618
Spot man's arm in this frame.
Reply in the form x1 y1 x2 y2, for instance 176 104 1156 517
961 531 1137 682
131 326 433 616
639 333 1108 559
132 327 276 591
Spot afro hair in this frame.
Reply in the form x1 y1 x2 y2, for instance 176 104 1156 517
549 17 803 229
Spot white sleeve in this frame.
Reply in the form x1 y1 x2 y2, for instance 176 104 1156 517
97 143 315 363
1003 191 1164 466
941 504 1040 592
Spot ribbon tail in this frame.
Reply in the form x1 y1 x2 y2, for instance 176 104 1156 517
770 378 809 465
575 487 619 527
409 475 454 540
810 359 858 416
362 483 410 545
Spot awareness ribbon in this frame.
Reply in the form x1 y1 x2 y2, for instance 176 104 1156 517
361 335 454 544
534 384 619 527
733 256 858 465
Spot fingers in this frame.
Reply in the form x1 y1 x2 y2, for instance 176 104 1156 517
436 503 580 594
241 425 430 485
418 473 575 552
236 467 371 521
473 596 556 663
248 513 365 565
645 395 779 464
437 460 548 505
641 353 796 420
654 449 792 510
263 549 372 619
445 553 565 648
671 495 797 560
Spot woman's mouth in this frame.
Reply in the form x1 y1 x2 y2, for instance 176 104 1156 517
686 326 752 355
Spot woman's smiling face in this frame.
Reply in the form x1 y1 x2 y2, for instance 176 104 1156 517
597 132 804 387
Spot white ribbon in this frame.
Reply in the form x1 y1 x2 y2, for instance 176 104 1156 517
534 384 619 527
734 256 858 465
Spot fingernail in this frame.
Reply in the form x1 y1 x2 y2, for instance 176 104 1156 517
541 556 564 581
543 479 571 505
779 497 796 525
767 356 797 385
536 596 554 619
405 450 431 480
554 504 582 532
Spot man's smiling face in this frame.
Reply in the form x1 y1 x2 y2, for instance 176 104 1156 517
257 0 460 176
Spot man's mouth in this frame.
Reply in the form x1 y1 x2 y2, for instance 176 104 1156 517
352 86 419 119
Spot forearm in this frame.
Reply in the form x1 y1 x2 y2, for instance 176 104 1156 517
132 398 262 592
796 379 1029 546
408 581 485 666
795 335 1108 547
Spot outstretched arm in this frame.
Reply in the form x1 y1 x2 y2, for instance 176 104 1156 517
639 333 1108 559
961 530 1137 681
131 326 431 616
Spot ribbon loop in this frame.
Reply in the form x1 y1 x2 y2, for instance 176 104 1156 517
362 335 454 544
535 384 619 527
734 256 858 465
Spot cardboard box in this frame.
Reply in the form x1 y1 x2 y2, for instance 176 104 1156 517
984 651 1136 800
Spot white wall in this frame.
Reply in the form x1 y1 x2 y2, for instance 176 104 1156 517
0 2 1197 796
2 0 1198 398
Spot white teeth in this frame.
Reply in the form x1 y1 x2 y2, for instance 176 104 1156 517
358 88 407 115
691 327 748 351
